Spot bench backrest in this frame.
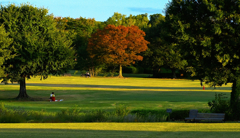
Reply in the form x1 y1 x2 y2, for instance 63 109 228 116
196 113 225 118
188 109 198 118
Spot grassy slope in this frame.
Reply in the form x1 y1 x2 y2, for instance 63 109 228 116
0 123 240 138
0 76 231 112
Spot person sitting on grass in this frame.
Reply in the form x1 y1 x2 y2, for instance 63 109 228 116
49 92 63 102
50 92 55 102
85 72 91 78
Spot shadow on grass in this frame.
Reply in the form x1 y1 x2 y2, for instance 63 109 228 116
0 128 240 138
0 88 225 112
0 89 230 102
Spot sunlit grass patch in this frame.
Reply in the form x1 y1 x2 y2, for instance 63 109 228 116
1 123 240 138
0 76 233 112
1 123 240 132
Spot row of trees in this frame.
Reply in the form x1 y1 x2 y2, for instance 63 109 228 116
73 0 240 114
2 0 240 109
54 12 187 78
0 3 152 98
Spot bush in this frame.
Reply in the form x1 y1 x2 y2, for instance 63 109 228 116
0 110 27 123
114 104 130 116
0 103 219 122
0 103 26 123
208 93 230 113
84 110 106 122
123 66 138 74
131 109 168 122
207 93 238 121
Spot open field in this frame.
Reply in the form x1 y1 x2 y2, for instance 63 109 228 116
0 75 232 112
1 123 240 138
0 76 236 137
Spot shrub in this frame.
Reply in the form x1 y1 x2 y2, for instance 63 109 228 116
0 102 217 122
0 103 26 123
207 93 239 120
131 109 168 122
84 110 106 122
114 104 130 116
123 65 138 74
0 112 26 123
208 93 230 113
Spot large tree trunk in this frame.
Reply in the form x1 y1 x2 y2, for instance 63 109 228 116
152 68 160 78
16 77 29 99
231 79 240 106
171 69 176 79
119 65 123 78
89 67 95 77
230 79 239 119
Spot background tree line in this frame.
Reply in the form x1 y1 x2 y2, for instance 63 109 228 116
55 0 240 117
54 12 186 78
0 3 161 99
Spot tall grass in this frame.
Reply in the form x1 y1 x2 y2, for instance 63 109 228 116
0 102 168 123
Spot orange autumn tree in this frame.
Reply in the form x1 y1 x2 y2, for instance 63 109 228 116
87 24 149 77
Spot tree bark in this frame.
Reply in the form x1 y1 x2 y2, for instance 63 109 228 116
231 79 240 107
89 67 95 77
119 65 123 77
152 68 160 78
171 69 176 79
16 77 29 99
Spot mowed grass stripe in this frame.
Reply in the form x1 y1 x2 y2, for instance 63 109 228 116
0 76 233 111
0 84 231 92
21 76 221 87
0 123 240 132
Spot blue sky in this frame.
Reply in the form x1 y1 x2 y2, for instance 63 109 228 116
1 0 169 21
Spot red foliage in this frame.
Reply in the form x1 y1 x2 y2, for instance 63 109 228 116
87 24 149 66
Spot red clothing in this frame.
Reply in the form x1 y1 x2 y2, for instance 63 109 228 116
50 94 55 101
51 97 55 101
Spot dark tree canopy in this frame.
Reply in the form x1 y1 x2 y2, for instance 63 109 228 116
0 4 76 99
165 0 240 104
144 13 187 78
54 17 104 76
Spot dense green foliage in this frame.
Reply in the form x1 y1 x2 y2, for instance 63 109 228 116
165 0 240 84
144 14 187 78
165 0 240 107
0 4 76 98
0 25 13 77
54 17 105 76
105 12 150 30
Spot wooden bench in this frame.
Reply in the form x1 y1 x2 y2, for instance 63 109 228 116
185 110 225 122
195 113 225 122
185 109 198 122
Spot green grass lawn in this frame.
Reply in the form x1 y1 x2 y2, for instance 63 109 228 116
0 76 231 112
1 123 240 138
0 76 236 137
